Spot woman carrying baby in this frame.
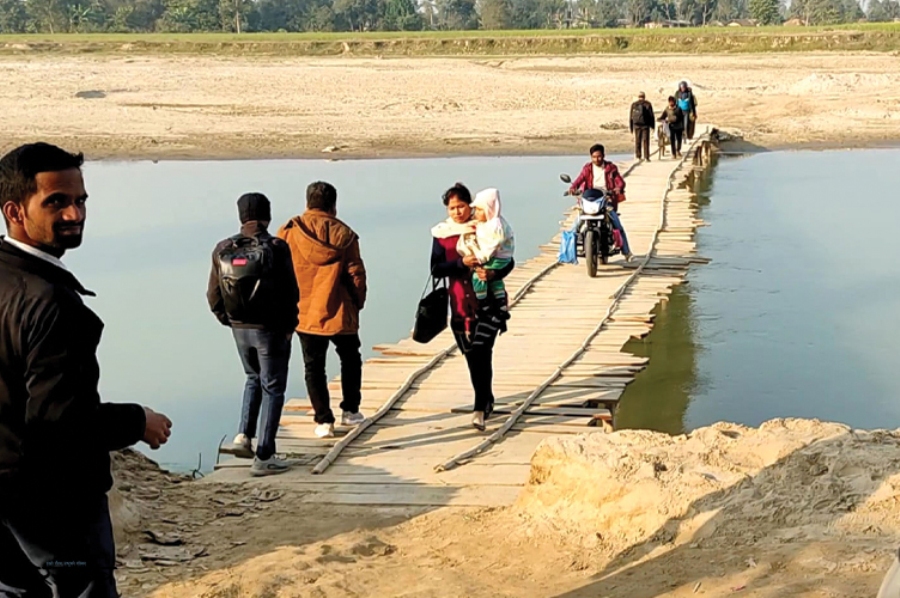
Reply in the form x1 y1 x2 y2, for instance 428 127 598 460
430 183 515 431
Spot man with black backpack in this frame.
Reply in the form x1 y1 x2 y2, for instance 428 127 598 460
629 92 655 162
207 193 299 476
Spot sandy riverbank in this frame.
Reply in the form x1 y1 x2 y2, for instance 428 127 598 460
111 418 900 598
1 53 899 160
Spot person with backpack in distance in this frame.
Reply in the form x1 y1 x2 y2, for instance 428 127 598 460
675 81 698 140
208 192 298 476
629 91 655 162
278 182 367 439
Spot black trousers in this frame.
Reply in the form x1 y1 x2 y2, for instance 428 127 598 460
298 332 362 424
0 493 117 598
633 126 651 160
670 128 684 156
454 317 500 413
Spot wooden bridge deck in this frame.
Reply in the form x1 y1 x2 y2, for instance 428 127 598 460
205 129 715 507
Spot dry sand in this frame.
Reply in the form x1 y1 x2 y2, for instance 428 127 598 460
1 53 899 160
113 418 900 598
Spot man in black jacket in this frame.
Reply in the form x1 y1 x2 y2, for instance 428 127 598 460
629 92 655 162
207 193 298 476
0 142 173 598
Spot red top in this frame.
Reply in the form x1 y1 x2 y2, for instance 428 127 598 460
570 161 626 202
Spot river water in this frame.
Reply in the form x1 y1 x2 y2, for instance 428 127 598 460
617 148 900 434
64 149 900 471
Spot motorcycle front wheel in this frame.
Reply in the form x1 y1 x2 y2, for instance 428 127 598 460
600 224 610 265
584 229 598 278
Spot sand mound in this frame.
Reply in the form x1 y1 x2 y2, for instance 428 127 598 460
517 418 900 559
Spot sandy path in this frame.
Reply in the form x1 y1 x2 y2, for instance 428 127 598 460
1 53 899 160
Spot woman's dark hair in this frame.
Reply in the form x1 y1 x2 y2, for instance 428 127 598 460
442 182 472 206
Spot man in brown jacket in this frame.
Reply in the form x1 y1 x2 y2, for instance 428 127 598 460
278 181 367 439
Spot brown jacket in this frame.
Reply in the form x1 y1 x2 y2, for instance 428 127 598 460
277 209 367 336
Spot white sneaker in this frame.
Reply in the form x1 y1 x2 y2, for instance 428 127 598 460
315 423 335 438
250 455 290 477
232 433 253 459
341 411 366 426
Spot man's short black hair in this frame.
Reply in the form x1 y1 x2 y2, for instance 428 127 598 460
590 144 605 156
307 181 337 213
442 182 472 206
0 143 84 225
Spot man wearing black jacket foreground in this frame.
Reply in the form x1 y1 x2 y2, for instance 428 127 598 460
0 142 173 598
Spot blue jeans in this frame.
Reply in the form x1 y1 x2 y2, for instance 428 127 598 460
607 210 631 256
232 328 291 460
0 494 117 597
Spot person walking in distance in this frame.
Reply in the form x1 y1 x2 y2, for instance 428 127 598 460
629 92 655 162
208 193 298 476
278 182 367 439
0 142 172 598
659 97 686 158
675 81 698 141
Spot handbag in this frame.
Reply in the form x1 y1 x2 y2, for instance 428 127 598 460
412 276 449 344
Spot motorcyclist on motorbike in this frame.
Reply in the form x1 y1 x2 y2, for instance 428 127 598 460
567 144 633 261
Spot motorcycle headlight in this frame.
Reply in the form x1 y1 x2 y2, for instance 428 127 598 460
582 200 602 216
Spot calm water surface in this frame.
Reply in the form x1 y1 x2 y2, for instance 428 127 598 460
618 148 900 434
71 156 585 470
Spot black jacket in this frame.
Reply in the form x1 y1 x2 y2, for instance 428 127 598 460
207 221 299 332
629 100 655 131
0 239 146 501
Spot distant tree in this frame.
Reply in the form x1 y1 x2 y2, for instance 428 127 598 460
590 0 622 25
480 0 512 28
714 0 749 21
789 0 858 23
157 0 219 31
749 0 780 23
626 0 656 25
383 0 421 29
695 0 718 23
868 0 900 20
218 0 252 31
436 0 477 28
0 0 28 31
25 0 68 32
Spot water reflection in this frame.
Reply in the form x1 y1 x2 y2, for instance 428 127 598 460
615 285 697 436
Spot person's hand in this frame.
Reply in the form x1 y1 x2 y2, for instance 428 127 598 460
462 255 480 268
142 407 172 450
475 268 495 281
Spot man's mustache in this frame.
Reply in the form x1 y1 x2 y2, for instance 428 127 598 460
55 223 84 230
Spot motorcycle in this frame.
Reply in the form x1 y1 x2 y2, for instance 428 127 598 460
560 174 621 278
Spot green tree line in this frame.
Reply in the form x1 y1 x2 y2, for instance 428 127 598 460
0 0 894 34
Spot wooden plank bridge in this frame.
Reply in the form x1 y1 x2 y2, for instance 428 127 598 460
205 128 716 507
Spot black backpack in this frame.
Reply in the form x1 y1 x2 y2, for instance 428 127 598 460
216 235 277 323
631 102 647 126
